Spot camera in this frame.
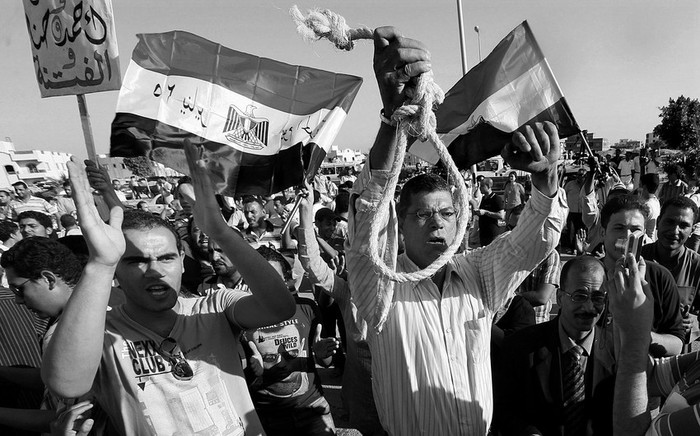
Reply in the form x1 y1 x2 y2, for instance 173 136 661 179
614 230 644 262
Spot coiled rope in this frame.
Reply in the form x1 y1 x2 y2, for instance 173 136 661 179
291 6 470 294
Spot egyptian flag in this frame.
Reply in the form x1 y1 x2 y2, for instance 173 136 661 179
410 21 580 168
110 31 362 196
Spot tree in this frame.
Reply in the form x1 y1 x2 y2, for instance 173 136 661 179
654 96 700 180
123 156 154 178
654 96 700 150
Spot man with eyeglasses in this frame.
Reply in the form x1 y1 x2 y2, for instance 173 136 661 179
0 237 88 433
494 257 615 436
41 144 295 436
346 27 568 436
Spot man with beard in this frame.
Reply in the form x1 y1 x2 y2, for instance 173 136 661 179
42 146 295 436
196 241 246 295
495 257 615 436
242 246 339 436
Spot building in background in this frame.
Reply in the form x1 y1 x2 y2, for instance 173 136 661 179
0 137 71 188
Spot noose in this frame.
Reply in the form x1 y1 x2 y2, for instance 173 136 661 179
291 6 471 328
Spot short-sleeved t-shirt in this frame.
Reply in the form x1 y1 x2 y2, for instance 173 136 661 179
479 193 506 246
641 261 686 353
242 296 323 412
94 290 260 436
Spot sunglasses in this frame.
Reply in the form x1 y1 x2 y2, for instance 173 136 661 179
9 278 32 299
563 289 607 306
157 337 194 381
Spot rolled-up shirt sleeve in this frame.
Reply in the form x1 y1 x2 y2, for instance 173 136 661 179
346 165 398 329
468 186 568 313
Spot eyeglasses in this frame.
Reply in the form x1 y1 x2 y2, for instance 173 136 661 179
157 337 193 381
409 208 457 222
563 289 607 306
9 278 32 298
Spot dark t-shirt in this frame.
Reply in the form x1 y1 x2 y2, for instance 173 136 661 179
242 296 323 411
479 192 506 246
641 261 685 355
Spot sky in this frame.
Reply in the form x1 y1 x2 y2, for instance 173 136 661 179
1 0 699 159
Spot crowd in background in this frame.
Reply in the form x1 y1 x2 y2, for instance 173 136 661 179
2 28 700 436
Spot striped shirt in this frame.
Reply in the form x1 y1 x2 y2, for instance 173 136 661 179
0 287 42 367
9 196 58 220
517 249 560 323
648 351 700 435
347 167 568 436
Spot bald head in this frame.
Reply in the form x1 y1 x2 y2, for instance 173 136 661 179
560 256 605 287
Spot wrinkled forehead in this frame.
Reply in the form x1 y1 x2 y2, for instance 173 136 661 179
406 190 454 209
122 227 179 254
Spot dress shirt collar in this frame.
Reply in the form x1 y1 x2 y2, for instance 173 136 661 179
558 320 595 357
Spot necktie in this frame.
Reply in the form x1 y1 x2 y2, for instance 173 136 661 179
563 345 586 436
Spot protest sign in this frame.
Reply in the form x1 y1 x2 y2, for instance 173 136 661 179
23 0 121 98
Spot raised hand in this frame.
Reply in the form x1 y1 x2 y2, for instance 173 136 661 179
84 160 112 194
503 122 561 196
505 122 561 176
68 157 125 267
183 139 228 239
373 26 432 116
247 341 264 377
50 401 94 436
312 324 340 363
608 255 652 342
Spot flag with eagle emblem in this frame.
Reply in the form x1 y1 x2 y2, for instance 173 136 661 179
110 31 362 196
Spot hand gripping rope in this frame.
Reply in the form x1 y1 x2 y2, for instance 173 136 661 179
291 7 470 290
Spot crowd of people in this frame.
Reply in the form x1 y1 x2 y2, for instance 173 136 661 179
1 27 700 436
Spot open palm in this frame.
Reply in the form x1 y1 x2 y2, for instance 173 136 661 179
68 157 125 267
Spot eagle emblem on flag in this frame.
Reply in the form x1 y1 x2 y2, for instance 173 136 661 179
223 104 270 150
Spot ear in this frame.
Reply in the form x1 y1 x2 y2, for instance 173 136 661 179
555 288 562 307
600 225 606 241
46 226 54 235
179 250 185 274
40 270 57 290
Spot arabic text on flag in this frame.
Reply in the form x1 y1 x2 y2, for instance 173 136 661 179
111 31 362 197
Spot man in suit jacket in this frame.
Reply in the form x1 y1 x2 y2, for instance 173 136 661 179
494 256 616 436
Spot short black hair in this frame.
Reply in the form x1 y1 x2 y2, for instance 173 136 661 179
12 181 28 188
397 173 452 219
0 220 18 242
600 195 649 229
241 195 264 209
59 214 77 229
1 237 83 286
639 173 660 193
660 196 698 223
256 246 293 282
18 210 53 229
335 190 350 215
122 210 182 252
